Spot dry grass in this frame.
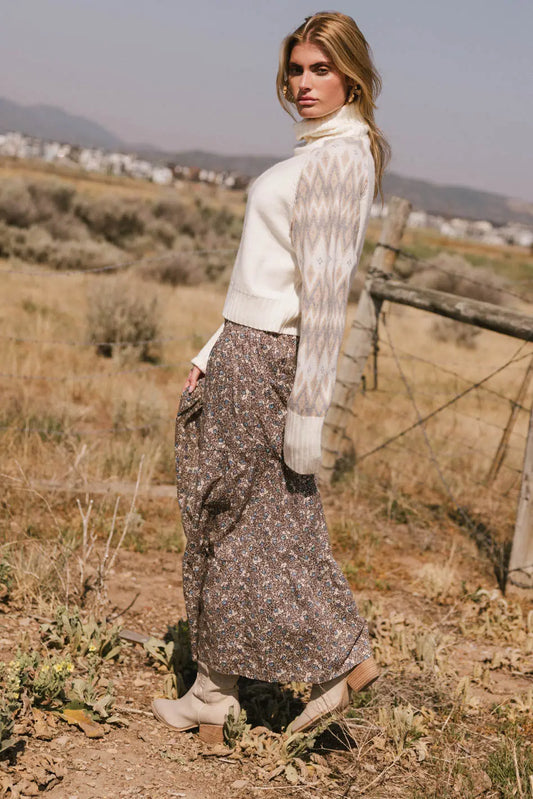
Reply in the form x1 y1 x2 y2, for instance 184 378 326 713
0 265 225 486
1 162 533 797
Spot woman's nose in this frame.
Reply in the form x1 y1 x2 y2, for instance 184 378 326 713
298 70 313 92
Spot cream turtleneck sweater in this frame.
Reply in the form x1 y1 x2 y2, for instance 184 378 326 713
191 103 375 474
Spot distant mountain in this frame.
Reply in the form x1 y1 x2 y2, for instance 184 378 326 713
382 173 533 228
0 97 124 150
1 97 532 228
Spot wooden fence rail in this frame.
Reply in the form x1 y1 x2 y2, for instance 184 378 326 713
369 277 533 341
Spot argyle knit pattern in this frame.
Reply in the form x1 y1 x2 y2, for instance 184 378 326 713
283 137 370 474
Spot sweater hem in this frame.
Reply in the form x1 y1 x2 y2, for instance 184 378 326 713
223 287 299 335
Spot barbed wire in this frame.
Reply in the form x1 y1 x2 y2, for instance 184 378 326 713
359 392 527 459
0 246 238 277
0 362 190 382
0 422 164 436
0 333 194 347
378 242 531 305
366 440 520 505
5 323 531 375
372 335 532 449
376 349 530 374
357 406 523 477
356 335 529 467
374 319 528 575
2 323 530 425
374 382 529 411
368 384 528 447
376 338 533 410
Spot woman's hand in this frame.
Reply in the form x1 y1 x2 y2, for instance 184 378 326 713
183 365 204 393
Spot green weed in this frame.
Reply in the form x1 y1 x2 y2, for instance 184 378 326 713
143 619 195 699
40 605 122 661
485 739 533 799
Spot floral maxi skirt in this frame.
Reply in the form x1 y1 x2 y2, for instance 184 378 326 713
175 320 372 683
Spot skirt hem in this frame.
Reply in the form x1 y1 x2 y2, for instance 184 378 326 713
199 648 374 684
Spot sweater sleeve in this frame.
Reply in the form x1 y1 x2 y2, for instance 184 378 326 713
190 322 225 373
283 141 369 474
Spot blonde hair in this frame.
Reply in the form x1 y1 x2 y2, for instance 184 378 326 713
276 11 391 200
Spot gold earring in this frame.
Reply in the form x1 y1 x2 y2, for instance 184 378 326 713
283 84 294 103
348 84 361 103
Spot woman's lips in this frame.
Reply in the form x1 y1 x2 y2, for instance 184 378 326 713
298 98 317 105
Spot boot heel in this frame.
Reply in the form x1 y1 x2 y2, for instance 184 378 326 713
199 723 224 744
346 656 380 693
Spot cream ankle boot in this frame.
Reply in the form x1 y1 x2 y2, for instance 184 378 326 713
151 661 240 743
289 656 379 734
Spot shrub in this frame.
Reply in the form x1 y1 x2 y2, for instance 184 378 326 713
144 217 176 248
195 199 243 239
153 198 200 238
28 179 75 215
0 222 121 272
0 221 14 258
86 278 161 361
0 178 76 230
0 179 37 228
430 317 481 348
411 252 505 306
49 239 121 272
42 213 89 242
142 252 204 286
204 204 241 237
74 196 146 246
12 225 54 264
0 559 11 606
0 175 244 285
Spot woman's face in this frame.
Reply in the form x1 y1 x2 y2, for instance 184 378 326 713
287 40 349 119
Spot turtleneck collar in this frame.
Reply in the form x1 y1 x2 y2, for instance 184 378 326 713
293 102 369 146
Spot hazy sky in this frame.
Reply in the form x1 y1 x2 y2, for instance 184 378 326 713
1 0 532 201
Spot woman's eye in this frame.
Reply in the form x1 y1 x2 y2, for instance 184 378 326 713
316 68 329 75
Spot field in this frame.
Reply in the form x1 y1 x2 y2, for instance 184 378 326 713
1 159 532 799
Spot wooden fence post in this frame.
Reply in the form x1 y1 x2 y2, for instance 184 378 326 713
486 354 533 485
509 407 533 589
320 196 412 483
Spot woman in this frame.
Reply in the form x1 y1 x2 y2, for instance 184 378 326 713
152 11 390 742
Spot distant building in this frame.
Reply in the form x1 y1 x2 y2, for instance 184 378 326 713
0 129 531 248
152 166 173 185
407 210 428 228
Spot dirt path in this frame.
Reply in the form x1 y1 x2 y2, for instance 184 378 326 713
2 522 531 798
2 551 299 799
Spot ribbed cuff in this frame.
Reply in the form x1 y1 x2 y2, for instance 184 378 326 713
283 409 324 475
190 322 225 373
